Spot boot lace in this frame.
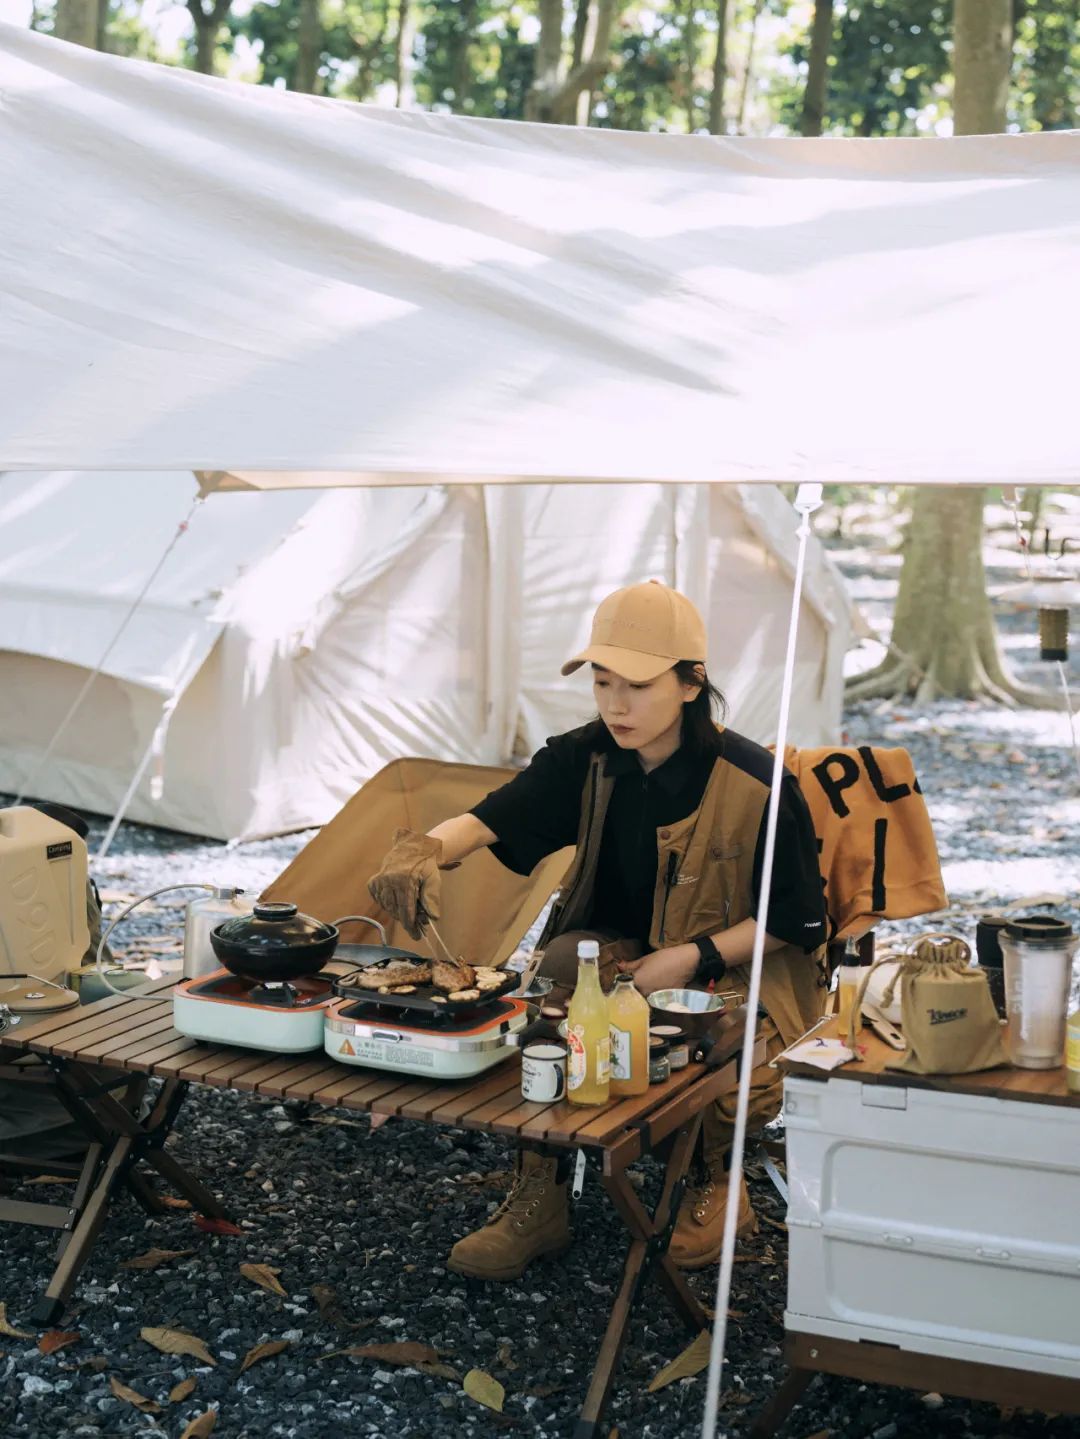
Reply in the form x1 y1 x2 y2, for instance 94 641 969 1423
488 1169 549 1228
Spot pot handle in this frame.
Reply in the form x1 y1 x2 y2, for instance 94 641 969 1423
333 915 389 945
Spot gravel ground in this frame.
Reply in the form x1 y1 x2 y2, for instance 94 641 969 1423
2 513 1080 1439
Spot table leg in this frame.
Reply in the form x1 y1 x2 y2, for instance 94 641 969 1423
53 1141 105 1261
746 1366 816 1438
24 1064 231 1322
30 1133 136 1326
574 1117 704 1437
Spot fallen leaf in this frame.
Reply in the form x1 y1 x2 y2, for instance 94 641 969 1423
368 1113 393 1132
309 1284 370 1331
240 1339 290 1373
179 1411 217 1439
78 1355 109 1373
169 1377 197 1403
239 1263 286 1297
109 1376 162 1414
25 1174 77 1186
159 1195 192 1210
0 1304 33 1339
523 1382 564 1398
416 1360 460 1381
120 1248 195 1271
194 1216 244 1237
464 1368 505 1413
495 1341 518 1371
319 1340 439 1366
646 1330 712 1393
140 1326 216 1366
801 1430 831 1439
761 1215 788 1234
38 1330 80 1355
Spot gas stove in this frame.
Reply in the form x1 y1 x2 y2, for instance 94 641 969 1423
325 995 529 1078
173 969 336 1052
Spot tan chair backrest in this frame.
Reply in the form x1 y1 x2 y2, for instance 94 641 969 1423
261 757 571 968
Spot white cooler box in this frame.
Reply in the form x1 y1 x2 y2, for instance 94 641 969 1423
784 1074 1080 1377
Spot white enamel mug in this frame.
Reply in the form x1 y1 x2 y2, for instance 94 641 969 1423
521 1042 567 1101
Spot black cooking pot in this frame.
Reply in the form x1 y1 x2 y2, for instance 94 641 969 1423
210 902 342 983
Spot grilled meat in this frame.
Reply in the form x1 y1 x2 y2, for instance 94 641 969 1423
431 957 476 993
355 959 431 990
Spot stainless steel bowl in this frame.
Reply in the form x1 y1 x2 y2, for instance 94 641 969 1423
647 988 729 1053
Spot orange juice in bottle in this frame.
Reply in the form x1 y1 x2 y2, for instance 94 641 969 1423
567 940 610 1106
608 973 650 1096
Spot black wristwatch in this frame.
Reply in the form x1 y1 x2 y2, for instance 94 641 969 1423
693 935 727 985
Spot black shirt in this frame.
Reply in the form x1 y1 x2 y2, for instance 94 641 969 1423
471 724 826 951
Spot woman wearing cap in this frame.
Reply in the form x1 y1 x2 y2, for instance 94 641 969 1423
368 581 826 1278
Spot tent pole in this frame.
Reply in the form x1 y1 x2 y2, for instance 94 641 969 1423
700 482 823 1439
14 494 203 808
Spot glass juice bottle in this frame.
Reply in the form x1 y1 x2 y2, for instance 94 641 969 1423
837 937 867 1034
608 972 650 1096
567 940 611 1106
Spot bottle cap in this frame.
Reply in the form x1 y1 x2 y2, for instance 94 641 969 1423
577 940 600 960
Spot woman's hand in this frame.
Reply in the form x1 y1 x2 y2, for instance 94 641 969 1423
618 943 698 996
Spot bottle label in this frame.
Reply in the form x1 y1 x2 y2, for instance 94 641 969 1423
610 1025 631 1081
597 1032 611 1085
1067 1022 1080 1074
567 1025 587 1090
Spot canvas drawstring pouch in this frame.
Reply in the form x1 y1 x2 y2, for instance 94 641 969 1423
846 932 1007 1074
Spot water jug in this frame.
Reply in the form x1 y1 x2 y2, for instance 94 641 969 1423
0 806 89 985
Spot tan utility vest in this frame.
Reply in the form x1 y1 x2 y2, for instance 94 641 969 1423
543 748 826 1046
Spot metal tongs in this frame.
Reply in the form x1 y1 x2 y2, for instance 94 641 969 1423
420 914 462 970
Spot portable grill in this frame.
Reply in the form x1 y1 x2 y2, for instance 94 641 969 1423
324 992 529 1078
173 969 337 1052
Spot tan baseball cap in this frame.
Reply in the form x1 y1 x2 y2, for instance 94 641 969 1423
561 581 707 682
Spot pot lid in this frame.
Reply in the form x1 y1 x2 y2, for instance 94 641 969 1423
214 901 337 951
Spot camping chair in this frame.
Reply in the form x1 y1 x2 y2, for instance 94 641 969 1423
262 757 572 969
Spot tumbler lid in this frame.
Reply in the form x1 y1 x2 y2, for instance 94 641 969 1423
1004 915 1074 946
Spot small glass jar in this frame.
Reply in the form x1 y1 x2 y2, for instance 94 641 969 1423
650 1025 689 1070
648 1036 670 1084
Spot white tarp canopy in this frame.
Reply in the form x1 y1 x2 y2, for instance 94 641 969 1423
2 25 1079 488
0 473 853 839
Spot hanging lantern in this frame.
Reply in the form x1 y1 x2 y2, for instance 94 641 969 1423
996 572 1080 663
1039 604 1069 662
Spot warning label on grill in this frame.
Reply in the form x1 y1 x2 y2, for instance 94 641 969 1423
46 841 73 860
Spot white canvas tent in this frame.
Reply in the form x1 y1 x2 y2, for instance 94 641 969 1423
1 25 1079 488
0 471 852 839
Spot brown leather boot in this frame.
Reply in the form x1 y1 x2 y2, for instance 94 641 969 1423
668 1167 757 1271
446 1151 571 1281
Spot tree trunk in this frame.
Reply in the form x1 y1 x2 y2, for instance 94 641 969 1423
707 0 728 135
953 0 1012 135
295 0 322 93
735 0 764 134
801 0 834 136
681 0 699 132
527 0 620 125
394 0 416 107
186 0 230 75
847 489 1035 705
848 4 1057 709
55 0 99 47
570 0 590 72
449 0 478 110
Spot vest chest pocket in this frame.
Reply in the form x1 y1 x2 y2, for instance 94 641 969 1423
677 842 746 939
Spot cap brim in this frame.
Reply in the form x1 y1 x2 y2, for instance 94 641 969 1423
560 645 677 682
